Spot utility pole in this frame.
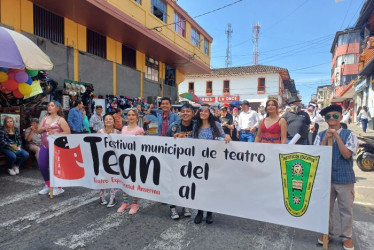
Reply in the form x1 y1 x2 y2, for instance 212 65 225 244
225 23 233 68
252 22 261 65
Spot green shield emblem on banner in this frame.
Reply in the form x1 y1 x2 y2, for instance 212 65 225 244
279 152 320 217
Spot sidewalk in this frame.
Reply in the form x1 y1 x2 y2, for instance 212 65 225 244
347 123 374 138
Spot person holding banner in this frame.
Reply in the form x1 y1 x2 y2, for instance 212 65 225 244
255 99 287 144
314 104 358 250
193 105 231 224
166 103 195 220
97 113 120 208
37 100 70 195
117 109 145 215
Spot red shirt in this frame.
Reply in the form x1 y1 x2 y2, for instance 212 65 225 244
161 112 170 136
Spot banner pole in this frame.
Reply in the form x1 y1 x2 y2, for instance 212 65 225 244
323 137 333 250
49 187 54 198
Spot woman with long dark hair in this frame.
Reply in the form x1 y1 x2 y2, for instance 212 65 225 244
0 116 29 175
255 99 287 144
37 100 70 196
193 105 231 224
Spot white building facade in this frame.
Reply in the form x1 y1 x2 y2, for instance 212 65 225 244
179 65 294 109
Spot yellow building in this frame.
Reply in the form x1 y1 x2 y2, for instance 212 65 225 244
0 0 212 100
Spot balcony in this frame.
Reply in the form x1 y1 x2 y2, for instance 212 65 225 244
358 37 374 76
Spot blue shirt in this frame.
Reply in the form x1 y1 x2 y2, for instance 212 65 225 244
67 107 83 132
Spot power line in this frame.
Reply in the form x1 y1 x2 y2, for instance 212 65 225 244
150 0 244 30
339 0 353 30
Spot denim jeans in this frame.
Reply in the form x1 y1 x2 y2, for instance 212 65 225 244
239 131 255 142
0 148 29 169
361 118 368 132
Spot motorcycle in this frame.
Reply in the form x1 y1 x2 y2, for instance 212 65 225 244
356 136 374 171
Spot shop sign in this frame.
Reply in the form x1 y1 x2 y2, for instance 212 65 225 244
200 97 215 102
217 96 240 102
355 79 367 93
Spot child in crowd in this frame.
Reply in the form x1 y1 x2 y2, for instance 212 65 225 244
117 109 145 215
97 113 119 207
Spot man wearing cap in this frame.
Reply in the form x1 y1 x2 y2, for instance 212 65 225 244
282 96 311 144
237 100 259 142
314 104 357 250
89 105 104 133
24 118 41 162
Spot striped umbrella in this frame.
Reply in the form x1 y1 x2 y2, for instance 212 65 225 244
0 26 53 70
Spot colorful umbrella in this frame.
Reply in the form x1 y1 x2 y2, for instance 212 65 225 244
179 92 203 104
0 27 53 70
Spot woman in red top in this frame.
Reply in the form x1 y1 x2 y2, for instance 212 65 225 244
255 99 287 144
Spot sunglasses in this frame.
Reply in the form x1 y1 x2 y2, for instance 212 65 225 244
325 113 339 120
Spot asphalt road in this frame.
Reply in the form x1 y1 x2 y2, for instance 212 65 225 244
0 128 373 250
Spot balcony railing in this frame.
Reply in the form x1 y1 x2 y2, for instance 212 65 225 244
358 37 374 74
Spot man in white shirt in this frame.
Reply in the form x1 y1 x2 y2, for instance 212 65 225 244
237 100 259 142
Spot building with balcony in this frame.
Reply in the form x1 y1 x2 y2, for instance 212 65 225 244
179 65 295 110
329 29 360 107
355 0 374 128
0 0 212 101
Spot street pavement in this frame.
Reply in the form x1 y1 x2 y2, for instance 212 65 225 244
0 124 373 250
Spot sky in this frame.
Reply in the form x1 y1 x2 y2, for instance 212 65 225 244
177 0 365 104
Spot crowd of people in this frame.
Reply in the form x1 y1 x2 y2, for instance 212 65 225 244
0 96 359 250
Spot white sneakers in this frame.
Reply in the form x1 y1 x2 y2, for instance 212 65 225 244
53 187 65 196
38 185 50 195
13 166 20 174
8 166 20 176
8 169 16 176
39 186 64 196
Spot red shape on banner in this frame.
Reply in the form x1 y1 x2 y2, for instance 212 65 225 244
54 145 84 180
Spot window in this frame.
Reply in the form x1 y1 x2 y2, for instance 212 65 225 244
258 78 265 93
152 0 166 22
336 54 357 66
33 5 64 44
134 0 141 4
87 29 106 58
188 82 194 93
204 38 209 55
206 81 212 95
165 65 176 86
191 28 200 49
145 56 159 81
174 13 185 37
341 74 357 85
122 45 136 69
223 80 230 95
337 32 360 46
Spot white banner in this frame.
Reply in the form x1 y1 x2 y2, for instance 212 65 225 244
49 134 332 234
